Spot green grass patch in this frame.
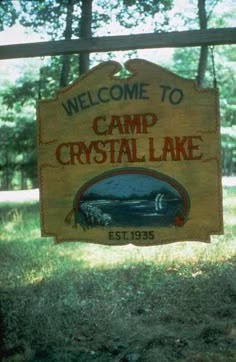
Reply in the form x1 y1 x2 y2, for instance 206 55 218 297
0 187 236 361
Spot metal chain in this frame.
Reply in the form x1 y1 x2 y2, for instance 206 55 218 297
210 45 217 88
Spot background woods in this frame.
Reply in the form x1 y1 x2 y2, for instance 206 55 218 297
0 0 236 190
0 2 236 361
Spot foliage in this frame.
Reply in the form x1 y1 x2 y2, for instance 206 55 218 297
0 0 177 190
116 0 173 29
0 64 38 190
18 0 174 38
16 0 175 83
0 120 37 189
171 43 236 175
0 0 18 31
0 0 236 190
19 0 76 39
172 44 236 124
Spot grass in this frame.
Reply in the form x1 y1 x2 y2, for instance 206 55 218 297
0 185 235 361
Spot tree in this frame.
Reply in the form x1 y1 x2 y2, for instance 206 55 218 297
196 0 208 86
0 0 176 189
2 0 236 188
0 64 38 189
79 0 92 75
18 0 69 39
18 0 174 81
164 0 236 175
0 0 17 31
60 0 75 87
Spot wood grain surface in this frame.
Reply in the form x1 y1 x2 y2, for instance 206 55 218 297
37 59 223 245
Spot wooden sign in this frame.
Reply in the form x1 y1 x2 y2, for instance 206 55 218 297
37 59 223 245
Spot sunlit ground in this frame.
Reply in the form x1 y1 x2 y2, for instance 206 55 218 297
0 188 39 203
1 177 235 204
0 177 235 272
0 179 235 361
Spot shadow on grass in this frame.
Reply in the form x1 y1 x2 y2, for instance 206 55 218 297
1 257 236 362
0 193 236 362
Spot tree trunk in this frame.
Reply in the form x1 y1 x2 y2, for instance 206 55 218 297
196 0 208 87
79 0 92 75
60 0 74 87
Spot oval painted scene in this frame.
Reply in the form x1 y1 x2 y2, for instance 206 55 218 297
70 168 190 230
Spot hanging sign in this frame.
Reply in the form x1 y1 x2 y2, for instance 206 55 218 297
37 59 223 245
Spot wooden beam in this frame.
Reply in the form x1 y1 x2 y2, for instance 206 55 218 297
0 27 236 60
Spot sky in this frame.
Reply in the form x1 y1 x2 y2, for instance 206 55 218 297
0 0 235 82
82 173 176 199
0 0 235 45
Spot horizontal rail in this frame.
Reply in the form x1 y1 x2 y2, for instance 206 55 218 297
0 27 236 59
